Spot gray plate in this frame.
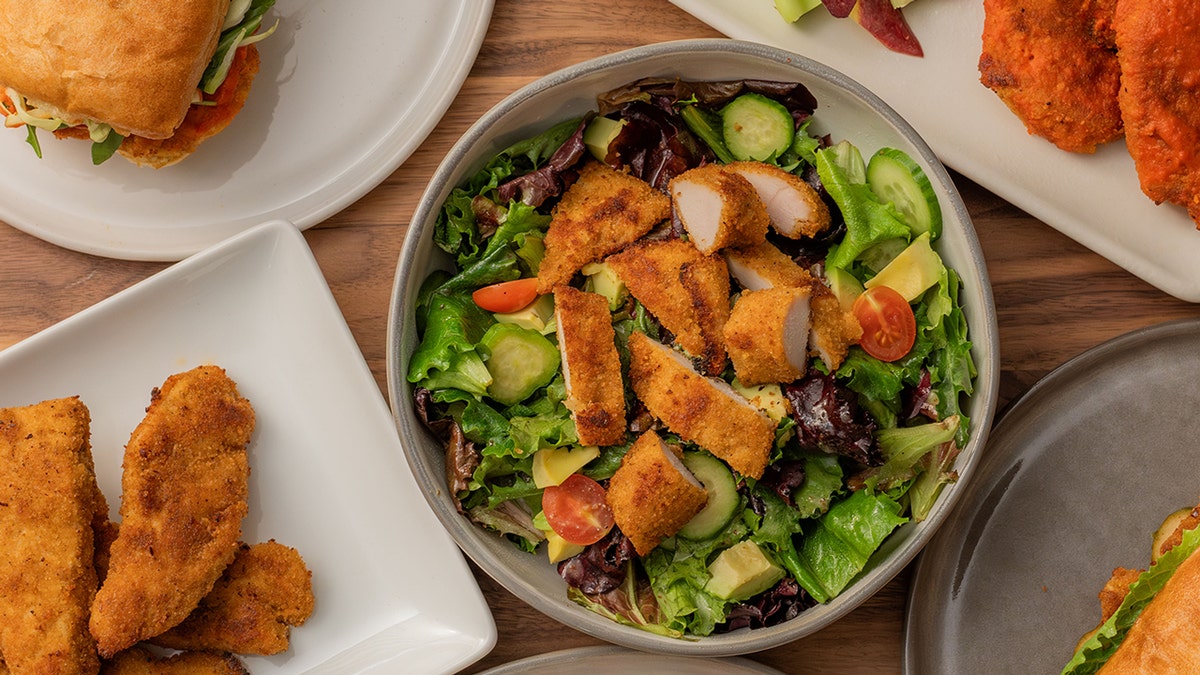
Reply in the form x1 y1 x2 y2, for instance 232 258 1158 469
905 317 1200 673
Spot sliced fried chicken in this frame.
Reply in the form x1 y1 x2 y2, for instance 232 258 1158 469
725 161 831 238
627 332 776 479
554 286 627 446
536 161 670 293
723 241 814 292
605 431 707 556
669 163 769 254
725 286 812 386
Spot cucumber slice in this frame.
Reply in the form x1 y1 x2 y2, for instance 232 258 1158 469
866 147 943 239
678 452 740 540
720 93 795 162
479 323 560 406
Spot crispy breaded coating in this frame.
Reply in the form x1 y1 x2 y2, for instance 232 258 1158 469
100 647 248 675
0 397 102 675
1114 0 1200 226
554 286 627 446
606 432 707 556
606 238 729 375
1098 566 1142 623
978 0 1122 153
627 332 776 479
808 285 862 371
725 286 812 386
670 164 769 254
536 161 670 293
723 241 814 292
725 161 830 239
152 540 314 656
91 366 255 658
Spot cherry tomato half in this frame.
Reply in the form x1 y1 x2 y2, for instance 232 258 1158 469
472 278 539 313
541 473 615 546
852 285 917 362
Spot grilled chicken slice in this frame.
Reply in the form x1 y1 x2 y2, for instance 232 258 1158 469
669 163 769 255
627 332 776 479
726 161 831 238
606 431 707 556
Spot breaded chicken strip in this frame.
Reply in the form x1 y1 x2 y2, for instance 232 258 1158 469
554 286 627 446
606 238 730 375
723 241 814 292
536 161 670 293
606 431 707 556
725 286 812 386
627 332 776 479
725 161 830 239
100 647 248 675
808 285 863 371
979 0 1122 153
91 365 255 657
670 164 769 254
152 540 314 656
0 397 102 675
1114 0 1200 226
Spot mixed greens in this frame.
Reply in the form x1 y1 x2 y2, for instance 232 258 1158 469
409 76 976 636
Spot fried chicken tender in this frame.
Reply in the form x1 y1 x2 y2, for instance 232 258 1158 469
722 241 814 292
1114 0 1200 226
0 397 102 675
100 647 248 675
605 431 707 556
627 332 776 479
554 286 627 447
90 366 255 658
151 541 314 656
724 285 812 386
606 238 730 375
669 164 769 254
536 161 670 293
979 0 1122 153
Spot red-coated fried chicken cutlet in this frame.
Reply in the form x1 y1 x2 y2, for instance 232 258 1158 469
554 286 627 447
0 397 103 675
151 540 314 656
1114 0 1200 226
979 0 1122 153
90 365 255 658
605 431 707 556
100 647 249 675
536 161 671 293
606 238 731 375
627 331 776 479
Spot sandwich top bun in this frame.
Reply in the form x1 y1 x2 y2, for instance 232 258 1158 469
0 0 231 139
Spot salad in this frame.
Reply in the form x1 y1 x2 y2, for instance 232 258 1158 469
409 76 975 637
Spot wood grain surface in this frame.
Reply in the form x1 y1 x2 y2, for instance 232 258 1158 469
1 1 1198 673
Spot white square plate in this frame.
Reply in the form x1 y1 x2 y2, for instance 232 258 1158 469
0 220 496 673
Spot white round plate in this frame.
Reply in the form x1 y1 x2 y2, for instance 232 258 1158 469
0 1 493 261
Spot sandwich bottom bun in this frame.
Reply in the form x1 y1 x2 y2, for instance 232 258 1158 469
53 45 261 169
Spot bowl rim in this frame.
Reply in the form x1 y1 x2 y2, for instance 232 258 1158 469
386 37 1000 656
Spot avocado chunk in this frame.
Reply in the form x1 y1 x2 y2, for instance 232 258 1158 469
774 0 823 22
532 445 601 488
581 261 628 311
732 379 790 423
583 116 626 163
824 266 864 312
494 294 555 334
704 540 786 601
864 231 944 301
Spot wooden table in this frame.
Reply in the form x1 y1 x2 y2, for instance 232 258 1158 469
2 1 1198 672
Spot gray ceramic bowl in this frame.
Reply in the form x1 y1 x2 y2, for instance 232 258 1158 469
386 38 999 656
